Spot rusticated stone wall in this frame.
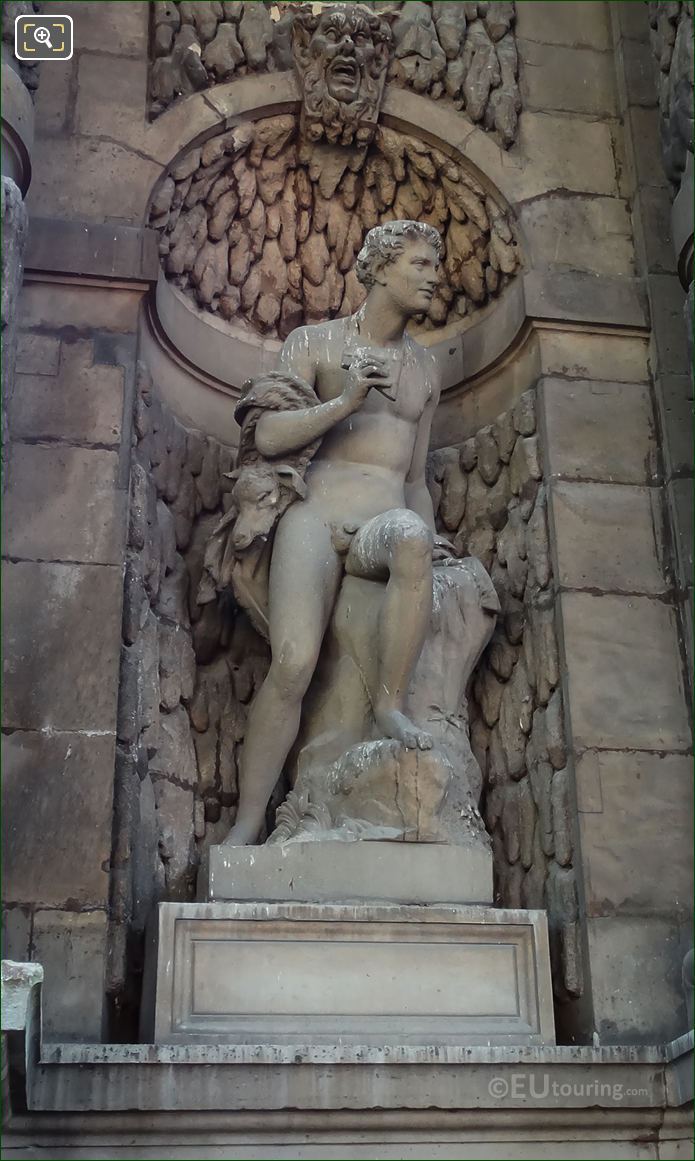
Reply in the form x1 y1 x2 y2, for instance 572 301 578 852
149 1 521 147
111 366 270 1028
647 0 693 186
1 180 27 494
428 389 581 1006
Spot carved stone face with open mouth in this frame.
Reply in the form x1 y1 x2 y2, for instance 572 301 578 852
292 4 393 146
327 53 360 102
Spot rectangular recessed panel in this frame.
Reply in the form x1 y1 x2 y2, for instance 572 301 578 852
151 902 555 1047
190 937 518 1018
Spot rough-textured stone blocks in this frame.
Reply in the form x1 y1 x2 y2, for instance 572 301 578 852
11 339 124 446
5 444 123 564
2 731 114 908
31 908 108 1042
550 481 667 595
587 915 688 1044
518 40 617 117
519 197 633 276
2 561 123 732
541 379 657 485
578 751 693 917
560 592 691 753
514 1 611 50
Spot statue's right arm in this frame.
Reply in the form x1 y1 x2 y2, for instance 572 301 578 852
254 327 373 458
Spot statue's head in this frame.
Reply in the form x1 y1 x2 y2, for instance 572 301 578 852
291 3 393 147
356 220 442 315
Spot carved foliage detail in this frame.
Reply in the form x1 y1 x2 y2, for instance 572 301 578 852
149 1 521 147
647 1 694 185
428 391 583 1001
150 115 521 339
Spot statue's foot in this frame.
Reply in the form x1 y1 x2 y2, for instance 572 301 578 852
222 819 259 847
375 706 433 751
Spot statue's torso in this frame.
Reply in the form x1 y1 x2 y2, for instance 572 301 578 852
288 317 436 526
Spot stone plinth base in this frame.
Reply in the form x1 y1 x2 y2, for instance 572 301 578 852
144 901 555 1047
205 839 493 905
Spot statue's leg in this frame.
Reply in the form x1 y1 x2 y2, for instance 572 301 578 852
225 505 342 845
345 509 433 750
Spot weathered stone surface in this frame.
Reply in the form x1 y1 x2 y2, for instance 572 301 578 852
5 444 122 565
32 909 107 1042
209 843 492 906
1 907 32 962
544 688 566 772
561 592 691 752
2 731 115 908
515 1 610 51
509 436 541 499
75 54 149 146
152 779 195 898
528 591 559 707
519 195 632 276
496 656 532 779
588 914 687 1043
550 481 667 595
10 339 123 443
648 0 694 185
27 135 160 226
439 456 468 532
526 486 550 590
540 378 658 484
475 425 502 485
475 668 504 729
202 21 244 77
529 758 554 858
70 0 147 55
487 631 516 682
15 333 61 377
550 768 572 868
238 1 273 67
149 705 197 789
3 561 122 732
512 114 617 200
159 623 196 711
579 750 693 914
518 39 617 117
508 395 536 453
496 502 527 598
463 468 511 538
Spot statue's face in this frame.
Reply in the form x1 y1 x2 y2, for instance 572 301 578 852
379 239 440 316
309 11 381 104
292 5 392 146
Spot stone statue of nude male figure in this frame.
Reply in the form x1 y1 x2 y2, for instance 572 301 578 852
226 220 454 846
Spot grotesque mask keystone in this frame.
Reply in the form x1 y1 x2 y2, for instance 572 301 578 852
291 3 393 147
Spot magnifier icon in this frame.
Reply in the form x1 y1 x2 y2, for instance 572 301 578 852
34 25 53 49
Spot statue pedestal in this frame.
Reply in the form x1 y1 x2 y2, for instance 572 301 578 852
143 897 555 1048
204 840 493 905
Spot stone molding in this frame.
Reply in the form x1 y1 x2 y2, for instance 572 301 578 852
23 218 160 286
2 958 691 1119
1 58 34 194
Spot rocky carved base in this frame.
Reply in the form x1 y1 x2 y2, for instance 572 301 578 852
267 556 499 850
269 739 487 847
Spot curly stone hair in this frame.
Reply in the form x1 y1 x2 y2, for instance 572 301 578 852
355 221 443 290
291 2 393 47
